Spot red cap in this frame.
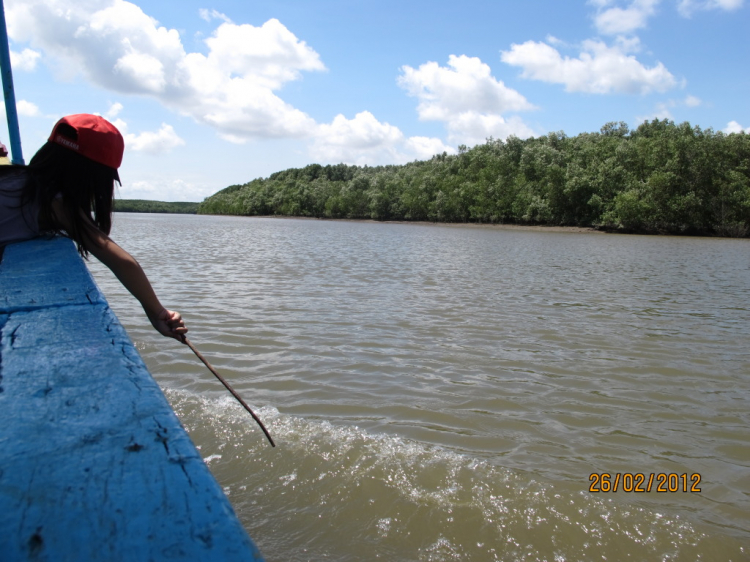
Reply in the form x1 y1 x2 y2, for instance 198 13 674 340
48 114 124 169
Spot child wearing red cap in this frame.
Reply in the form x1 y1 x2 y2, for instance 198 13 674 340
0 114 187 341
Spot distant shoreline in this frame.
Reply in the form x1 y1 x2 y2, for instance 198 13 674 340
204 214 750 237
198 123 750 239
117 210 748 238
243 215 605 234
114 199 198 214
115 210 601 232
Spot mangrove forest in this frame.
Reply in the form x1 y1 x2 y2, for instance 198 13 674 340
198 120 750 236
114 199 199 214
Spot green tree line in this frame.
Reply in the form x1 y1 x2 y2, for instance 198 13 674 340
114 199 199 214
198 120 750 236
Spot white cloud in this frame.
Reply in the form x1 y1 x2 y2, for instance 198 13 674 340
110 117 128 134
636 94 702 122
398 55 536 146
724 121 750 134
16 99 41 116
202 19 325 90
119 178 208 201
316 111 403 151
714 0 744 7
399 55 534 121
678 0 744 16
403 137 455 160
636 103 674 123
103 107 184 154
545 35 566 46
613 35 644 52
310 111 454 165
593 0 661 35
113 50 167 94
6 0 324 140
106 102 124 118
198 9 231 23
501 38 677 95
124 123 185 154
445 113 537 147
5 0 527 163
591 0 742 33
10 48 40 71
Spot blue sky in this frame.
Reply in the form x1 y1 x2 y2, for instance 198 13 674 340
3 0 749 201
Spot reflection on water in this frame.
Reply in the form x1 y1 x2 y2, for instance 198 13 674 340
89 214 750 561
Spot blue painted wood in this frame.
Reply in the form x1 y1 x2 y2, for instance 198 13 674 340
0 237 265 561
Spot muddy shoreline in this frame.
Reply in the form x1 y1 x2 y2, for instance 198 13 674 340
240 215 605 234
211 215 750 238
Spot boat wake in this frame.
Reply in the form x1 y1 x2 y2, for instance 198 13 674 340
163 388 746 562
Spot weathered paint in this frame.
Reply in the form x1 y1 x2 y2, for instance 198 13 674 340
0 237 264 561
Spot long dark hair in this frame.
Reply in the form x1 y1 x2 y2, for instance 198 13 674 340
23 123 119 258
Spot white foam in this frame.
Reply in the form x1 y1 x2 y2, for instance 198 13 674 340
162 388 742 561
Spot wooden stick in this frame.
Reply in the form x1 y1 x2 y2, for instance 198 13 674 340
182 337 275 447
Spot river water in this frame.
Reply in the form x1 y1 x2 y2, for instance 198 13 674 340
88 213 750 561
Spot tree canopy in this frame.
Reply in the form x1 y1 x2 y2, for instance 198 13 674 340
198 120 750 237
114 200 199 214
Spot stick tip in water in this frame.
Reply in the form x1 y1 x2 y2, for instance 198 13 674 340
182 337 276 448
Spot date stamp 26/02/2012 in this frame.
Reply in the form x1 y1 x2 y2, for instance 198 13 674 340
589 473 702 493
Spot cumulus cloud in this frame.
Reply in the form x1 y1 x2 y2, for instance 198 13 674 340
118 178 208 201
101 104 184 154
315 111 402 151
4 0 510 163
399 55 534 120
124 123 186 154
545 35 567 46
636 103 674 123
15 100 41 116
592 0 661 35
445 113 537 147
198 8 231 23
403 137 456 160
724 121 750 134
201 19 325 90
0 99 43 118
678 0 744 16
6 0 324 140
501 38 677 95
635 94 702 122
310 111 454 165
10 48 40 71
590 0 744 30
398 55 536 146
106 102 124 119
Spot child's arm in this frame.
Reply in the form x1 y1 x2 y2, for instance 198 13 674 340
86 233 187 340
51 201 187 340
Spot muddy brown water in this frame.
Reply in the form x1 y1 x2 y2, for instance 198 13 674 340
88 213 750 561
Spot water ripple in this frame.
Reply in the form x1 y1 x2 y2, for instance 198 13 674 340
88 214 750 559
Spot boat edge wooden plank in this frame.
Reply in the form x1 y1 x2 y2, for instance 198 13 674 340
0 237 265 561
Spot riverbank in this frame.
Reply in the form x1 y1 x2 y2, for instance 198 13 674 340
204 213 748 236
198 123 750 237
304 216 605 233
201 212 750 237
114 199 199 214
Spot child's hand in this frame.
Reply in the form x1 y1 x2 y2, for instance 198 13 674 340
148 308 188 340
